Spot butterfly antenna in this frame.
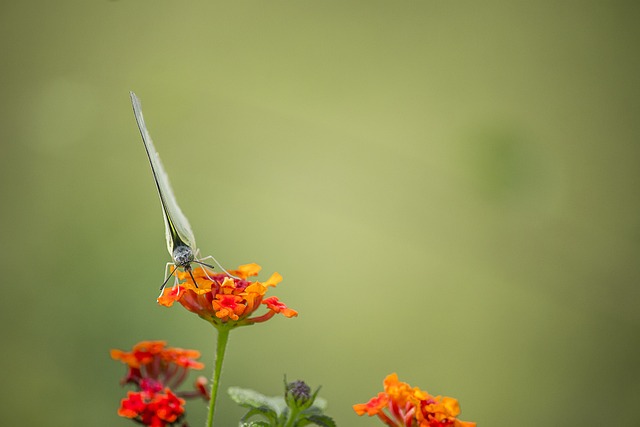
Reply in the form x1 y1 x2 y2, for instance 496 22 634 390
160 265 178 291
193 260 215 269
187 268 199 288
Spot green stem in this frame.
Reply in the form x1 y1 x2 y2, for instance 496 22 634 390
283 406 301 427
205 325 231 427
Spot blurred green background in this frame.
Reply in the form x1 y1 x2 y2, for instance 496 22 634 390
1 1 639 426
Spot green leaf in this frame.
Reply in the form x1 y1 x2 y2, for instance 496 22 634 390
303 415 336 427
239 406 280 427
307 397 327 412
239 421 271 427
228 387 270 407
228 387 288 416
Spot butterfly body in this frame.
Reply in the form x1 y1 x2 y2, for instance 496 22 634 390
130 91 206 288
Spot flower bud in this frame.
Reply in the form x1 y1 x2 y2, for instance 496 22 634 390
285 380 312 409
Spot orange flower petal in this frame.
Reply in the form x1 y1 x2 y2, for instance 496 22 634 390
228 263 261 279
262 297 298 318
245 282 267 296
175 267 214 293
133 341 167 353
157 286 184 307
353 392 389 416
264 272 283 287
110 349 140 368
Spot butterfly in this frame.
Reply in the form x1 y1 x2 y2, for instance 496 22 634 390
130 91 222 290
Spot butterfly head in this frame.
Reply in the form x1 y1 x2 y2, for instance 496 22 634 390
173 245 195 269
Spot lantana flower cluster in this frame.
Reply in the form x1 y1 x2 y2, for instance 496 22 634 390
157 263 297 327
111 341 209 427
353 373 476 427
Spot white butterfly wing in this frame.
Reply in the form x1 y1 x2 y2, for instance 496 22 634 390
130 91 197 254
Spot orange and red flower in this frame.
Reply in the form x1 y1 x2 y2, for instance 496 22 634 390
112 341 209 427
157 263 297 327
118 383 185 427
111 340 204 371
353 374 476 427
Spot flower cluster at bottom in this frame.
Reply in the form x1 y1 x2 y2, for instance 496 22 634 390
353 373 476 427
111 341 209 427
119 381 185 427
157 263 297 328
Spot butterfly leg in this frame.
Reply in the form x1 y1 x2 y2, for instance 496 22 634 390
192 259 216 281
163 262 174 282
157 263 179 301
198 255 239 280
190 249 216 281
